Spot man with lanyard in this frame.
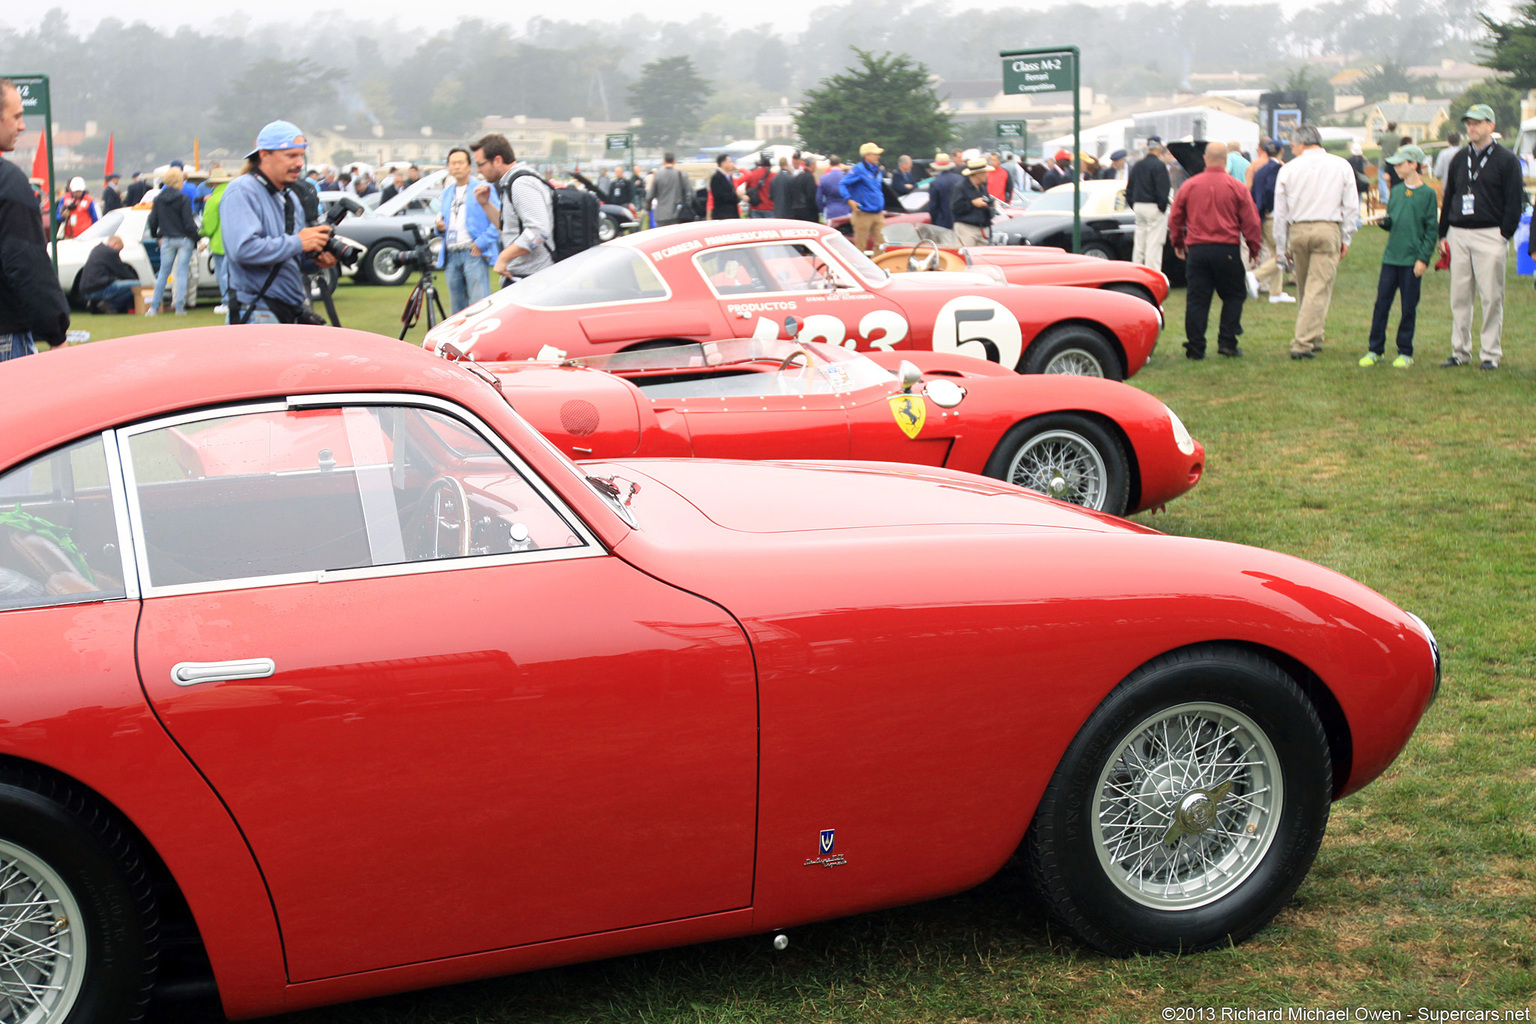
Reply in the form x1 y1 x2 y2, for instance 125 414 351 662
434 146 499 313
1436 104 1525 370
220 120 337 324
471 133 553 286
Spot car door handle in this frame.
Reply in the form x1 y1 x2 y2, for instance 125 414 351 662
170 658 276 686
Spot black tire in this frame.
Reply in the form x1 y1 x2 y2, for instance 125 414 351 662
597 214 620 243
1021 324 1123 380
983 413 1130 515
1103 281 1157 307
363 241 408 286
1023 645 1332 956
0 766 159 1023
1080 242 1115 260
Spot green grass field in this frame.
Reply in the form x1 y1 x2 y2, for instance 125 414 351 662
68 233 1536 1023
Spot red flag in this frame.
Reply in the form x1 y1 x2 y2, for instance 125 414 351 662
103 133 115 179
30 131 48 191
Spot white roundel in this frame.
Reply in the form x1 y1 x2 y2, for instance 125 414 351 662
929 295 1024 371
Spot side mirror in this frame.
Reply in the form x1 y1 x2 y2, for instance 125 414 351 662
783 316 800 340
897 360 923 392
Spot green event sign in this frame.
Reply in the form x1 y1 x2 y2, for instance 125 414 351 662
9 75 49 119
996 120 1027 151
1002 52 1075 96
605 133 633 152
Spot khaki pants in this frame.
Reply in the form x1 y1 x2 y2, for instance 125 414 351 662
1132 203 1167 267
1288 220 1343 354
850 208 885 253
1252 216 1284 295
955 222 989 248
1447 226 1507 366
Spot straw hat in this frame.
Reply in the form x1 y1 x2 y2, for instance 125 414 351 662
930 153 954 170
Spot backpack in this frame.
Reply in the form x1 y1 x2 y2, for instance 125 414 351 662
504 169 601 262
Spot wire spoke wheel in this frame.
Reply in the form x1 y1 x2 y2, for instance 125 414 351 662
1043 347 1106 376
1008 429 1109 508
0 839 87 1024
1092 702 1281 910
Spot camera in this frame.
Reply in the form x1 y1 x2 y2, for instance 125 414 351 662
319 195 366 269
394 221 438 274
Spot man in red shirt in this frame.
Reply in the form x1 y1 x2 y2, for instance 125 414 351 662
1169 142 1262 358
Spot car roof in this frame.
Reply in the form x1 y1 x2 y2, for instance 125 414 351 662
611 218 837 254
2 328 486 470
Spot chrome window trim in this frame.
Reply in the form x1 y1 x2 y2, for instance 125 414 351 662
101 429 142 600
117 393 605 599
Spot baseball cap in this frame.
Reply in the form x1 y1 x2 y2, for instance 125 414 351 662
246 120 309 160
67 176 86 192
1109 149 1127 161
1386 144 1427 165
858 142 884 156
1461 103 1496 124
1054 149 1072 161
1146 136 1164 150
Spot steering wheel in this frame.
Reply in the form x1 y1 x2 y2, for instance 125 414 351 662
906 239 940 273
775 347 820 394
777 348 813 372
808 260 835 290
407 475 472 559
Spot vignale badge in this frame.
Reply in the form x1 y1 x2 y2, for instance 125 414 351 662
805 828 846 868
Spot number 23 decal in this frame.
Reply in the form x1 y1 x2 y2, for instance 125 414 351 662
760 310 910 351
756 297 1022 370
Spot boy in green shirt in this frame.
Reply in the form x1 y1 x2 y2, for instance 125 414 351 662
1360 144 1438 368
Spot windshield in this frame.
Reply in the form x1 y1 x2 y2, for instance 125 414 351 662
883 222 961 247
567 337 895 394
498 246 668 307
372 169 449 217
1028 188 1091 212
820 231 889 284
74 210 127 241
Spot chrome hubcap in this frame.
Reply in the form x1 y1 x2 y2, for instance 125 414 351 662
0 841 86 1024
1008 430 1108 509
1093 703 1281 909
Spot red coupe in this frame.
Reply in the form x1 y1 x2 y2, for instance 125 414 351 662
0 330 1439 1023
423 219 1163 380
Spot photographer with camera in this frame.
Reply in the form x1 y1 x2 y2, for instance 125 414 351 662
220 120 338 325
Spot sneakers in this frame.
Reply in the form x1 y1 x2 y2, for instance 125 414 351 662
1358 352 1381 367
1479 360 1498 371
1218 346 1244 358
1392 355 1413 368
1245 271 1259 299
213 304 229 315
1439 357 1467 368
143 308 158 317
1269 293 1296 304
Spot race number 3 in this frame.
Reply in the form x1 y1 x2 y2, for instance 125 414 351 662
929 296 1023 370
770 311 909 352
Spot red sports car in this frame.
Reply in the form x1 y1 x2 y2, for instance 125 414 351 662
423 219 1163 380
0 329 1438 1023
477 338 1203 516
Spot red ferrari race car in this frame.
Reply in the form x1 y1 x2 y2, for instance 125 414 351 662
423 218 1162 380
474 337 1204 516
875 221 1170 309
0 330 1438 1023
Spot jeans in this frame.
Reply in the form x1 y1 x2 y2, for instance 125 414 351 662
1183 243 1247 355
443 248 491 314
84 279 139 313
0 332 37 361
1367 263 1422 356
212 253 230 306
152 236 195 313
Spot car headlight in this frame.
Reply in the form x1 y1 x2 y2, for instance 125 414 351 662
1165 405 1196 456
1406 611 1442 704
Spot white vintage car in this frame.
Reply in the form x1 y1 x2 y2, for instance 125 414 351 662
55 203 218 309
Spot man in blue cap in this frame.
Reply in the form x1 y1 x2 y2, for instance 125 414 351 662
220 120 337 324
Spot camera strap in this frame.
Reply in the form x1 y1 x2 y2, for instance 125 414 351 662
235 171 303 324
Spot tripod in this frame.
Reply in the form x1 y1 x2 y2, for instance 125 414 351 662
398 261 447 341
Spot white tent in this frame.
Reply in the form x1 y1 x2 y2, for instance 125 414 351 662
1044 106 1261 158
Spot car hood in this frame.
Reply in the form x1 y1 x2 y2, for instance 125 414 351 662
585 458 1155 536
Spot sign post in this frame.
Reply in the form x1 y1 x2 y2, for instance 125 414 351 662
7 74 57 269
1000 47 1080 252
995 120 1027 155
606 132 633 181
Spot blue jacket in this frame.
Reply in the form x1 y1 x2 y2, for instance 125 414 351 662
928 169 962 229
838 158 884 212
817 168 849 220
1250 160 1280 219
220 173 308 309
436 180 501 269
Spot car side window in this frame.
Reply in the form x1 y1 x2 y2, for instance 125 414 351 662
0 437 128 611
125 404 589 591
696 244 833 295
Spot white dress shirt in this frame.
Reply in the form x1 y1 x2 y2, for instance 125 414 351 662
1273 147 1360 253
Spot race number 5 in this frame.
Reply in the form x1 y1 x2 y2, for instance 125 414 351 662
929 296 1023 370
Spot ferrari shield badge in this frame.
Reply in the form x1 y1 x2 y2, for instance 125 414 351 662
888 394 926 439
